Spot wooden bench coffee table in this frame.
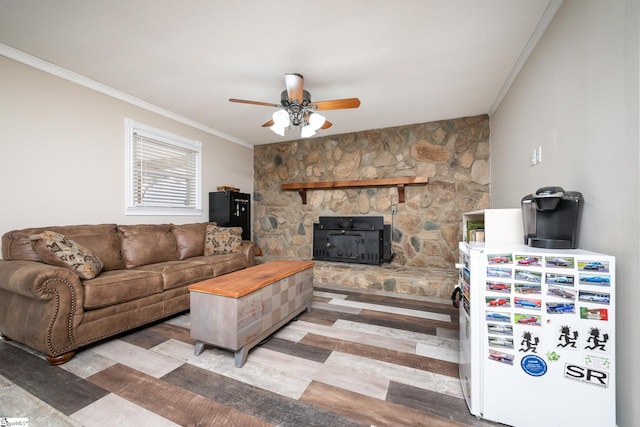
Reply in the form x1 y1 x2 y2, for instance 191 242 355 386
188 259 314 367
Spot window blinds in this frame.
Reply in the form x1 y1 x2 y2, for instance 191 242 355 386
131 131 199 208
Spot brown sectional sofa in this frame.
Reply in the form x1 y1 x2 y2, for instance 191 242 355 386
0 222 258 365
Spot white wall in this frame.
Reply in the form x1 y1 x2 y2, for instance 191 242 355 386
0 56 254 240
491 0 639 425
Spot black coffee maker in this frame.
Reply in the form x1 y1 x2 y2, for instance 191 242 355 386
521 186 583 249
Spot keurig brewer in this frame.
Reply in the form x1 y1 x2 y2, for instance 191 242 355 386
521 186 583 249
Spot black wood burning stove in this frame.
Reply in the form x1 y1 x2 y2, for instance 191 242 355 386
312 216 393 265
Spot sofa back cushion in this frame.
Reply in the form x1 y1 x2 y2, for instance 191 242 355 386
171 222 212 260
118 224 179 268
1 224 125 271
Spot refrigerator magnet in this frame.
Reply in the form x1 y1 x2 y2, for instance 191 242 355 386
521 354 548 377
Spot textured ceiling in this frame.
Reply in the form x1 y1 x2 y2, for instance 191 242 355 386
0 0 557 146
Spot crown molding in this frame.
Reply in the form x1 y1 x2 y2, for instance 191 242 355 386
488 0 564 116
0 43 252 149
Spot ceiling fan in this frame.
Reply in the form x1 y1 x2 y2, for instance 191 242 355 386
229 73 360 138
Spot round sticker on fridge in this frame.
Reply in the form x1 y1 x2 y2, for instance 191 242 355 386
521 355 548 377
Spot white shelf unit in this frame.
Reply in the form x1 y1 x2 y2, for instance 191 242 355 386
462 208 523 244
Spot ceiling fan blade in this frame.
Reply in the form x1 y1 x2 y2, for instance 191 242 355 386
285 73 304 103
229 98 280 108
261 119 274 127
311 98 361 110
321 120 333 129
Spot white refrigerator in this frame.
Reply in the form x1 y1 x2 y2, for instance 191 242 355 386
458 242 616 427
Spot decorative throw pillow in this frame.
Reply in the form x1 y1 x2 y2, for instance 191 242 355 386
30 231 104 279
204 225 243 255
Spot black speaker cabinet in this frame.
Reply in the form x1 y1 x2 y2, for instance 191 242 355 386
209 191 251 240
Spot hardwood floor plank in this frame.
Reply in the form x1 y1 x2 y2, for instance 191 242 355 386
386 381 497 426
120 325 172 349
312 300 363 314
299 333 460 378
328 299 451 322
360 308 458 331
288 319 418 354
257 336 333 363
71 393 180 426
299 305 358 326
0 341 109 416
330 319 459 363
163 313 191 329
300 381 469 427
87 363 274 426
343 291 459 316
249 347 391 400
333 319 459 350
163 363 365 427
299 306 444 335
152 338 312 400
145 321 195 345
313 290 349 300
0 373 85 426
60 346 118 379
90 339 183 378
315 286 453 308
324 351 463 398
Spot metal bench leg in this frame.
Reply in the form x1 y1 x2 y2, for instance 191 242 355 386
235 347 249 368
194 341 205 356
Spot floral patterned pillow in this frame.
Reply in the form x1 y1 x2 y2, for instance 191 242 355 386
204 225 243 255
29 231 104 280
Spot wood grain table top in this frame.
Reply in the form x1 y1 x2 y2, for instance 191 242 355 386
188 259 315 298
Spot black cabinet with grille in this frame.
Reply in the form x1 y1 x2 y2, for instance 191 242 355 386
208 191 251 240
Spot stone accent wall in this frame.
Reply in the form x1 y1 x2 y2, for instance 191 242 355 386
253 115 490 269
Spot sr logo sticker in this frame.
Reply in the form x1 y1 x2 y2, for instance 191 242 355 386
564 363 609 388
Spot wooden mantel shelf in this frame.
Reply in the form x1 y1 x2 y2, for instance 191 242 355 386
281 176 428 204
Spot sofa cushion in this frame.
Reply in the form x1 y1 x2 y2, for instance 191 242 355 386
82 269 164 309
190 252 248 277
134 260 213 290
2 224 124 271
171 222 210 260
119 224 179 268
204 225 243 255
29 231 104 280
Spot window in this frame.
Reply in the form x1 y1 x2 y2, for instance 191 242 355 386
125 119 202 215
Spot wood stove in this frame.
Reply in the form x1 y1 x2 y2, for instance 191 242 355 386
312 216 393 265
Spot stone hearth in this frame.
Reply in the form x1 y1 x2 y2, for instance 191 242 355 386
257 256 458 299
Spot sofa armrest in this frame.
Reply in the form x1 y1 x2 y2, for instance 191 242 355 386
0 259 83 300
241 241 259 267
0 259 85 357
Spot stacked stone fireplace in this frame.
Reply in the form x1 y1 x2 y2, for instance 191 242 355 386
253 115 491 298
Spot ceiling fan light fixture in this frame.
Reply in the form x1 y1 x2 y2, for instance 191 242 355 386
308 112 326 131
270 109 290 136
299 112 326 138
300 125 316 138
272 109 290 127
270 124 286 136
230 73 359 138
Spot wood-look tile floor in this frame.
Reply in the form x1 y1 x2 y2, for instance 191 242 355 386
0 285 502 427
